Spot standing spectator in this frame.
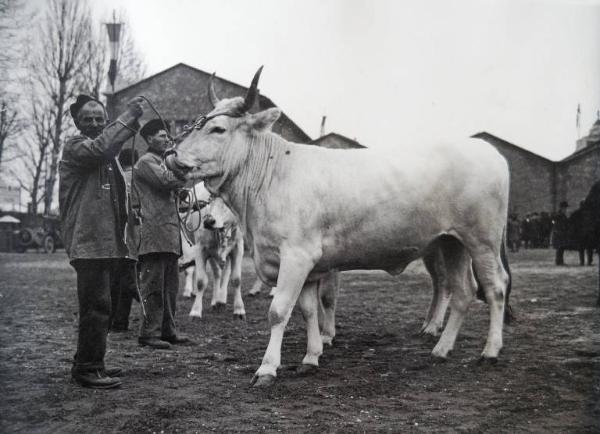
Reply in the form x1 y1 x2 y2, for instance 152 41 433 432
507 213 521 252
552 201 570 265
59 95 144 388
135 119 191 349
109 149 141 332
539 212 553 248
521 214 532 249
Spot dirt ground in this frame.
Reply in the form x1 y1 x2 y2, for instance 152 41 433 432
1 249 599 433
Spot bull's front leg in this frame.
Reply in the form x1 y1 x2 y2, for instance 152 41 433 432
189 254 209 318
182 265 195 298
230 240 245 319
317 271 339 346
248 278 263 296
252 251 316 387
208 258 226 311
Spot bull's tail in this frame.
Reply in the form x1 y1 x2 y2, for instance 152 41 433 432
475 227 515 324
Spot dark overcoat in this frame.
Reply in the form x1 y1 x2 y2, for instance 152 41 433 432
133 151 185 256
59 116 139 262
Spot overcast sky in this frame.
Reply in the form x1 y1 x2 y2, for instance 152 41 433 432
91 0 600 160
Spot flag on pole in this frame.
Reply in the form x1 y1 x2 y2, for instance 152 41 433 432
576 103 581 129
105 14 122 92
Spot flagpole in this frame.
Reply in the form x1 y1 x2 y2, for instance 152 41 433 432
576 103 581 140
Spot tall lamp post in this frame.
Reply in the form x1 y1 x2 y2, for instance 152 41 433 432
105 11 122 94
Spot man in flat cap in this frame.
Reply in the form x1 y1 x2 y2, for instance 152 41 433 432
134 119 191 349
59 94 144 388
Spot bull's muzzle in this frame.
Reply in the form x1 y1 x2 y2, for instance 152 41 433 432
204 215 216 230
164 153 192 180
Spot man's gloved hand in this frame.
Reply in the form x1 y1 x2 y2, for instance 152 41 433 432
126 96 144 118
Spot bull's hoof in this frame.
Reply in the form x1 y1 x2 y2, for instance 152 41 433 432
321 335 334 346
296 364 319 376
420 331 441 343
211 303 226 312
431 353 448 364
251 374 276 388
477 356 498 365
233 313 246 320
189 315 202 322
183 293 192 299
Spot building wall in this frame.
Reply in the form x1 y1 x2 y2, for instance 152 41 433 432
106 64 310 154
556 146 600 208
474 133 555 216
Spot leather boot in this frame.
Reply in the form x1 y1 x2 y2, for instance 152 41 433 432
72 369 122 389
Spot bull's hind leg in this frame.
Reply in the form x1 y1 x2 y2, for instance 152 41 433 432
317 271 339 346
431 237 475 359
467 244 509 361
421 247 450 337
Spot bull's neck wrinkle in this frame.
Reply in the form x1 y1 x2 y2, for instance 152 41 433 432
220 132 286 235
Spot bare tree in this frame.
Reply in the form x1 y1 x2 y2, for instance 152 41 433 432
0 99 22 166
116 20 147 89
31 0 92 215
0 0 29 167
8 91 53 215
0 0 27 81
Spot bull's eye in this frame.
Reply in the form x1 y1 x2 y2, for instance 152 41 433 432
209 126 226 134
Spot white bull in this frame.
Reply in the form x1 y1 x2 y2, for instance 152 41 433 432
169 67 511 387
179 196 246 319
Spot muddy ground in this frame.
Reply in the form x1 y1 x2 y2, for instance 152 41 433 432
0 249 599 433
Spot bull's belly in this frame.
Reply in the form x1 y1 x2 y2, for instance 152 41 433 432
316 240 427 275
253 231 438 286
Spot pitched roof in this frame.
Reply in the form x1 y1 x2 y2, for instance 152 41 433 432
311 132 366 149
109 63 311 142
472 132 553 163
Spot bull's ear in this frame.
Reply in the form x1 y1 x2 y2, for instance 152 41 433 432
247 107 281 132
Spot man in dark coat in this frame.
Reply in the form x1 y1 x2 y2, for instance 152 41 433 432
135 119 191 349
552 201 570 265
507 213 521 252
59 94 144 388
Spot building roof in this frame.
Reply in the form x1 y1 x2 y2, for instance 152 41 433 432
311 132 366 149
472 132 553 163
559 140 600 164
108 63 311 142
0 215 20 223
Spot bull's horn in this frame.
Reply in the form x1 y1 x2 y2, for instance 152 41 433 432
208 72 220 108
242 66 263 112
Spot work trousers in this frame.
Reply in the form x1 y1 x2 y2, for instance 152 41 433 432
72 258 132 372
110 260 138 331
138 253 179 339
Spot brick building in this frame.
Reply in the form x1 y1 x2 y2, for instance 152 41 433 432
474 130 599 216
105 63 310 154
